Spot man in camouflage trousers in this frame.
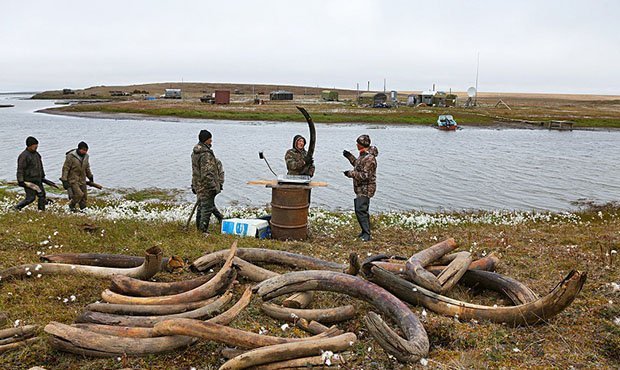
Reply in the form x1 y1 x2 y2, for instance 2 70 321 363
343 134 378 242
61 141 94 212
285 135 315 177
191 130 224 235
14 136 48 211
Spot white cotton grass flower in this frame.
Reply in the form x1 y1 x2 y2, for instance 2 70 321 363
13 319 20 327
420 358 428 366
321 351 334 366
611 282 620 293
70 295 76 302
421 309 427 317
613 317 620 326
40 240 49 246
258 327 268 335
513 347 521 352
280 323 289 331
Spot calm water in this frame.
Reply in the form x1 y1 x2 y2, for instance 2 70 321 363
0 94 618 212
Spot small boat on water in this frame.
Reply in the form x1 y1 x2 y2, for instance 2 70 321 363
436 115 458 131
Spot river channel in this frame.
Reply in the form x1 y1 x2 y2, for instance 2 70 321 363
1 94 618 212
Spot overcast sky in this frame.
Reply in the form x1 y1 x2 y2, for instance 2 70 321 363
2 0 619 94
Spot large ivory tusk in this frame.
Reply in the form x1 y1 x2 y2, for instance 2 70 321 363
45 322 193 357
152 318 342 349
109 272 215 297
219 332 357 370
261 302 355 324
368 254 537 305
405 238 458 292
101 243 237 305
366 265 586 326
85 297 218 316
0 325 38 346
0 247 162 284
254 270 429 363
41 252 172 271
435 251 472 293
71 287 253 340
192 248 346 273
76 291 233 327
254 352 348 369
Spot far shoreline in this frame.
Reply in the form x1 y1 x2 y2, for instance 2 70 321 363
37 107 620 132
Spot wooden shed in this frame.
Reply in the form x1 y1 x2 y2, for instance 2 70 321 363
214 90 230 104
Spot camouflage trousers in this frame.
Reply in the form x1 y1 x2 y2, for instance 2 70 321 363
196 192 223 233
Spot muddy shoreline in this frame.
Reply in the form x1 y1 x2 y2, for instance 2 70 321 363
37 108 619 131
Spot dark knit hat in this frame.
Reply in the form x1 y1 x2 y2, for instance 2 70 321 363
356 134 371 148
78 141 89 150
26 136 38 147
199 129 212 142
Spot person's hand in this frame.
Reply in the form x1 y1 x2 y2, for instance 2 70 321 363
343 150 352 158
17 181 25 188
220 185 223 191
61 180 69 190
191 185 196 194
343 170 352 177
305 157 314 166
89 176 94 183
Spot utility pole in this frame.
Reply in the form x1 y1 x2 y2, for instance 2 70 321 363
474 52 480 106
367 81 370 92
383 78 386 93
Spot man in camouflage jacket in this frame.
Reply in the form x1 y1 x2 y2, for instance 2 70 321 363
61 141 94 211
191 130 224 234
15 136 48 211
285 135 315 177
343 134 378 241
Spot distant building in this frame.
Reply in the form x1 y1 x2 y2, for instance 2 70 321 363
407 90 457 107
62 89 75 95
358 92 387 106
269 90 294 101
321 90 339 101
163 89 182 99
214 90 230 104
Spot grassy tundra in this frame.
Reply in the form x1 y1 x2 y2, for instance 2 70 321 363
0 185 618 369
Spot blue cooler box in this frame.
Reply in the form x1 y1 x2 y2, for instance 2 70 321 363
221 218 271 239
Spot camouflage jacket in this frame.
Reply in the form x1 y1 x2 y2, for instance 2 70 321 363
346 146 378 198
61 149 93 186
191 142 224 197
285 148 315 177
16 149 45 182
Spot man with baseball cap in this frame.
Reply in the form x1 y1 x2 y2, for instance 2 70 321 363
343 134 378 241
61 141 94 212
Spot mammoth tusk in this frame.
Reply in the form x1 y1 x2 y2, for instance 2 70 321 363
76 291 233 327
254 270 429 363
219 332 357 370
405 238 458 293
261 302 355 324
0 247 162 284
365 265 586 326
101 242 237 305
109 272 216 297
152 318 343 349
191 248 345 273
85 297 219 316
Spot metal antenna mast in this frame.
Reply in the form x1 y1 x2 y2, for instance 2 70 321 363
474 52 480 106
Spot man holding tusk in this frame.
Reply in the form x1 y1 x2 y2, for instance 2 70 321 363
192 129 224 235
285 135 315 177
14 136 49 211
61 141 94 212
343 134 378 242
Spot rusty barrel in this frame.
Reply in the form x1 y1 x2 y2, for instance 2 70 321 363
269 184 310 240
